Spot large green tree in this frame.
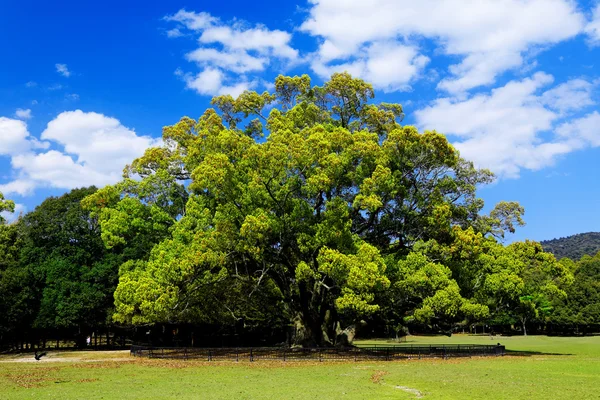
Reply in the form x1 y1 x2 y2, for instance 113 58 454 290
84 73 525 345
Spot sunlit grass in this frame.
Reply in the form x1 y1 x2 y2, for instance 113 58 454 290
0 335 598 399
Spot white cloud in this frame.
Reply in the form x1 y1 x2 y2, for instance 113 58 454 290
55 63 71 77
541 79 596 114
1 111 159 196
555 111 600 148
185 48 267 74
14 108 32 120
11 151 119 190
311 42 429 92
198 24 298 60
179 68 253 97
415 73 598 178
66 93 80 101
0 117 47 156
165 9 298 97
166 28 183 38
41 110 159 176
585 4 600 46
165 9 217 31
301 0 585 93
25 81 37 88
0 180 36 197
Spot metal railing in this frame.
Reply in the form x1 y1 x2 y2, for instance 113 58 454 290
130 344 505 361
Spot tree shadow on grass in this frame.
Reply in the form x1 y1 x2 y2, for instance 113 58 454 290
504 349 574 356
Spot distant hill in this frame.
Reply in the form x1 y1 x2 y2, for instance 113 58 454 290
541 232 600 260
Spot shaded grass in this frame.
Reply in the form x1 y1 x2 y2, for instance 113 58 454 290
0 335 598 399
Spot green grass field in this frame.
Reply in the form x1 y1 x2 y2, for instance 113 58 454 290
1 335 598 399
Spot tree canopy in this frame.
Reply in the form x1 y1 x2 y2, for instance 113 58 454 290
0 74 592 348
80 73 560 345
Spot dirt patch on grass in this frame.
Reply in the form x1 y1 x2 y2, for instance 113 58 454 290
0 350 131 364
5 367 61 389
71 361 130 369
370 370 389 384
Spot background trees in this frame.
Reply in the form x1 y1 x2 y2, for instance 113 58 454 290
0 188 122 346
541 232 600 261
551 252 600 331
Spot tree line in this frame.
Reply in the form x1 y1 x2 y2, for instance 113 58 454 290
1 73 598 348
541 232 600 261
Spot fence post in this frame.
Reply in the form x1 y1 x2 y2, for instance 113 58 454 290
250 348 253 362
208 349 212 362
236 348 239 362
283 348 286 362
319 349 322 362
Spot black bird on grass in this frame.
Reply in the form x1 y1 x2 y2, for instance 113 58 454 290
34 351 47 361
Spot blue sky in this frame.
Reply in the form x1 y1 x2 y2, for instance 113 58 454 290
1 0 600 243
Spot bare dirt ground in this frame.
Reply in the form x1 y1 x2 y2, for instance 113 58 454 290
0 350 131 363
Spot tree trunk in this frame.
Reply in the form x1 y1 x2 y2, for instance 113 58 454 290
522 319 527 336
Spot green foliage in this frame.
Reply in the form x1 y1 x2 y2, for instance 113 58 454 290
87 73 526 345
0 191 15 224
551 252 600 328
0 187 122 336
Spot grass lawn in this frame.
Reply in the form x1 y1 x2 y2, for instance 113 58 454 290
0 335 598 399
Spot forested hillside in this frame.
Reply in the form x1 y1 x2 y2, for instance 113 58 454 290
541 232 600 260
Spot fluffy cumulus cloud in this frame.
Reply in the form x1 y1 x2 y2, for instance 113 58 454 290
165 9 298 96
301 0 585 94
0 111 159 196
0 117 32 156
415 73 599 178
176 67 252 97
0 117 48 157
310 41 430 92
0 180 37 197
